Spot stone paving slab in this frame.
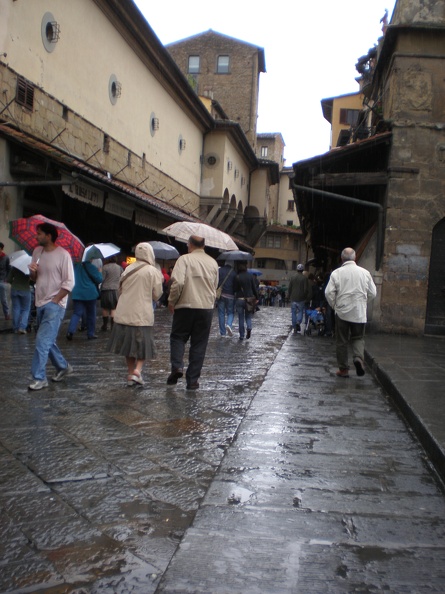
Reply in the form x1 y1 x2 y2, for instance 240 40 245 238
366 334 445 483
0 308 290 593
1 308 445 592
157 327 445 593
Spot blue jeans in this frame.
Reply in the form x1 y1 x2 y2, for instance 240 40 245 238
68 299 97 338
11 289 32 331
217 296 235 335
0 281 9 317
291 301 306 329
31 302 68 380
236 298 252 339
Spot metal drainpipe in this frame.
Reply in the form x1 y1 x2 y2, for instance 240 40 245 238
291 182 384 271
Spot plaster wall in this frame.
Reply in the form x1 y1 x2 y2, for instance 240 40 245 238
250 169 270 219
330 93 363 149
277 171 299 227
0 0 204 195
201 132 250 205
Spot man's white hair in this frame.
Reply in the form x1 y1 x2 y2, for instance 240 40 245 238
341 247 356 262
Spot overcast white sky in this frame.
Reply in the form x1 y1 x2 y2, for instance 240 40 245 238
133 0 397 165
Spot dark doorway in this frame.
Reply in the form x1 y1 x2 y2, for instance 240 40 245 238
425 218 445 335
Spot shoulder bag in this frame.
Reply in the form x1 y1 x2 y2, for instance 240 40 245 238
238 276 257 314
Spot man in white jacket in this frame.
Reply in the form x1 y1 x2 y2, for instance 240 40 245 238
325 247 377 378
167 235 218 390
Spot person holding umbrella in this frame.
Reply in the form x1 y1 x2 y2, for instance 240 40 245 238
216 261 237 337
234 262 258 340
28 222 75 390
167 235 218 390
216 251 253 338
66 255 103 341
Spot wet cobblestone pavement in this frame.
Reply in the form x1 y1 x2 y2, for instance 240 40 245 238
1 307 445 593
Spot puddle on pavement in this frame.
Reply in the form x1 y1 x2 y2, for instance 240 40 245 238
355 545 408 564
149 418 212 438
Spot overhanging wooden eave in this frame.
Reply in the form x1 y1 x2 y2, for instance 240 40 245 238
308 171 389 187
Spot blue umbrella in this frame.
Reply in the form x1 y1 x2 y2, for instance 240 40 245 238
217 250 253 262
148 241 180 260
248 269 262 276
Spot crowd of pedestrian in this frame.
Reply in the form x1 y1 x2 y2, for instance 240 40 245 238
1 221 377 388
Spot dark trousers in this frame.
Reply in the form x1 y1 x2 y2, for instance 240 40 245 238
335 315 366 370
170 308 213 385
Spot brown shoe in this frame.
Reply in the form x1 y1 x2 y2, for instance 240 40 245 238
353 358 365 376
336 369 350 378
186 382 199 390
167 369 183 385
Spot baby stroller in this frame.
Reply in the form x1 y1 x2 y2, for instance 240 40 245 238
303 307 325 336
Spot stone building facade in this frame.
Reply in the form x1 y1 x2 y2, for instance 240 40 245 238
292 0 445 336
167 30 265 150
375 0 445 335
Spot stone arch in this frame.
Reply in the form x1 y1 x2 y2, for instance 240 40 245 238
244 205 260 218
425 217 445 335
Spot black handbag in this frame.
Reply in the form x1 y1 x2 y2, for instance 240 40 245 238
244 297 257 313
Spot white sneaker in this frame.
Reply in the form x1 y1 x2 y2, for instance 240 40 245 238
226 325 233 337
28 379 49 391
52 364 74 382
130 372 144 386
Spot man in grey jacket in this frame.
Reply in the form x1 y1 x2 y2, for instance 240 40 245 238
287 263 310 334
325 247 377 378
167 235 218 390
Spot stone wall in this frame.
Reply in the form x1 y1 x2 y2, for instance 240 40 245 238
380 124 445 334
375 20 445 334
167 32 260 148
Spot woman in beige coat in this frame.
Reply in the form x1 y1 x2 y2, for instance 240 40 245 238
107 243 163 386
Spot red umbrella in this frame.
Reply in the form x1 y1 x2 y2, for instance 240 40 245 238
9 214 85 262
